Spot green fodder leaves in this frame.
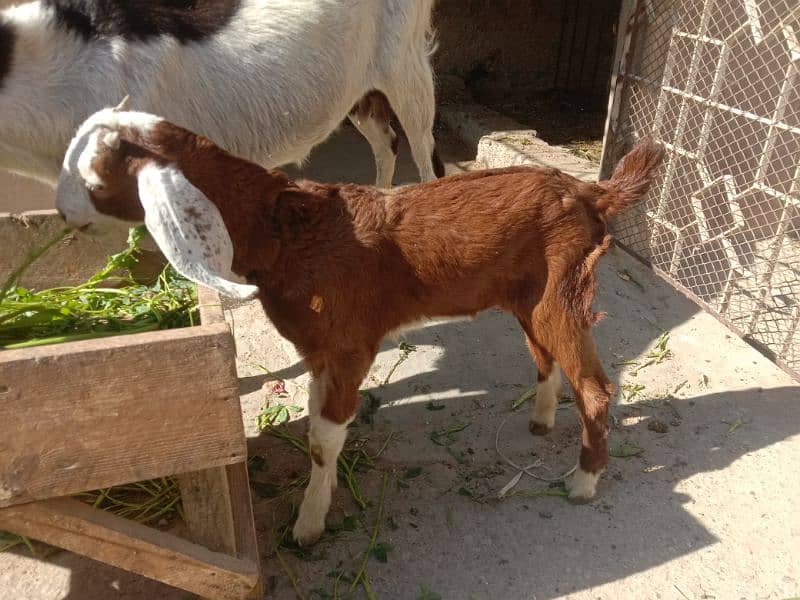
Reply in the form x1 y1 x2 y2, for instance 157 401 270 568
0 226 197 349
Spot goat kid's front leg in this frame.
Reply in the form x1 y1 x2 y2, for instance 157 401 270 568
293 375 348 546
293 354 372 547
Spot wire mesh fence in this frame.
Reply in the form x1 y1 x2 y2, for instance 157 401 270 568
601 0 800 379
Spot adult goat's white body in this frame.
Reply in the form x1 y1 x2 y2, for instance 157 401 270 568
0 0 441 187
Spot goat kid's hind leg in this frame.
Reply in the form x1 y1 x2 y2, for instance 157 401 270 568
385 58 443 182
523 334 563 435
349 91 398 189
539 324 614 503
293 355 372 546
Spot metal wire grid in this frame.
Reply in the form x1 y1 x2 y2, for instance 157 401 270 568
601 0 800 378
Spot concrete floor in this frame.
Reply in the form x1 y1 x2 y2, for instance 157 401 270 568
1 124 798 600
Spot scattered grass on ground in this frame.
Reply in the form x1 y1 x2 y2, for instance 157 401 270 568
382 341 417 386
481 90 607 163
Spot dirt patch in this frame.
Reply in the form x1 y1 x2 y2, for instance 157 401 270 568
477 89 607 163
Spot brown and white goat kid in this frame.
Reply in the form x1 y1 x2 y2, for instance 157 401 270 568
56 107 665 546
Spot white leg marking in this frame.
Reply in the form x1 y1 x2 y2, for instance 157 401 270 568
293 375 350 546
385 61 438 183
349 113 397 189
530 364 562 431
566 465 601 503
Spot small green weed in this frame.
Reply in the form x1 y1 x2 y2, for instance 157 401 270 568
511 385 537 411
610 442 645 458
382 341 417 385
430 422 471 446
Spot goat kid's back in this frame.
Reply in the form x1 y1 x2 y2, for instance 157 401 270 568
300 140 666 332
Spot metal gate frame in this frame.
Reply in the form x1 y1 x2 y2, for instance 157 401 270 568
601 0 800 380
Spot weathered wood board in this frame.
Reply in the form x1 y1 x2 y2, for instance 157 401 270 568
0 211 261 597
0 497 260 600
0 322 247 507
0 209 166 288
0 211 246 507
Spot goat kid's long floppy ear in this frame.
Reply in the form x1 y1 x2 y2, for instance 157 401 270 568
137 164 259 300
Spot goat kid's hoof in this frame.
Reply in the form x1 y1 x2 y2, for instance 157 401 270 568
565 467 600 504
528 420 552 436
292 514 325 547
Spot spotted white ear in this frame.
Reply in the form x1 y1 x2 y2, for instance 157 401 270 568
137 163 259 299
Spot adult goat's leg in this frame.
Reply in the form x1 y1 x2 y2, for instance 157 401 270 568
385 57 443 182
293 353 373 546
349 91 398 188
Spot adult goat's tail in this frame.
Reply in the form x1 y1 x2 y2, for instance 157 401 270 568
595 139 665 219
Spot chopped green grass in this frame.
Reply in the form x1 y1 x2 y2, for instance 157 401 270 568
74 478 183 524
610 441 645 458
0 226 197 349
349 474 389 597
511 385 537 411
417 584 443 600
0 531 36 554
382 341 417 386
430 422 471 446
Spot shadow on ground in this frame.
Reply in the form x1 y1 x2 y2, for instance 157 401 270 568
240 341 798 598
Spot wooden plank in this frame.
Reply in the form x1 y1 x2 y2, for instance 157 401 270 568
599 0 638 179
227 462 263 598
177 464 260 559
0 498 259 600
177 463 262 595
197 285 227 326
0 323 246 507
0 210 166 287
225 462 260 564
177 467 236 554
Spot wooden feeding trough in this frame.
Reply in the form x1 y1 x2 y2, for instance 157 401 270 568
0 211 261 599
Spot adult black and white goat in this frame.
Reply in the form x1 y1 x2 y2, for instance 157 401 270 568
0 0 444 189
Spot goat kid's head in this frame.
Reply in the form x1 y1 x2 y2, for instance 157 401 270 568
56 106 258 299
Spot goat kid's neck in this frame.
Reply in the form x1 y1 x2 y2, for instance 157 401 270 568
145 124 287 277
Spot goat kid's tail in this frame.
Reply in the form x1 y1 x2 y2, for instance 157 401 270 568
595 139 665 219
